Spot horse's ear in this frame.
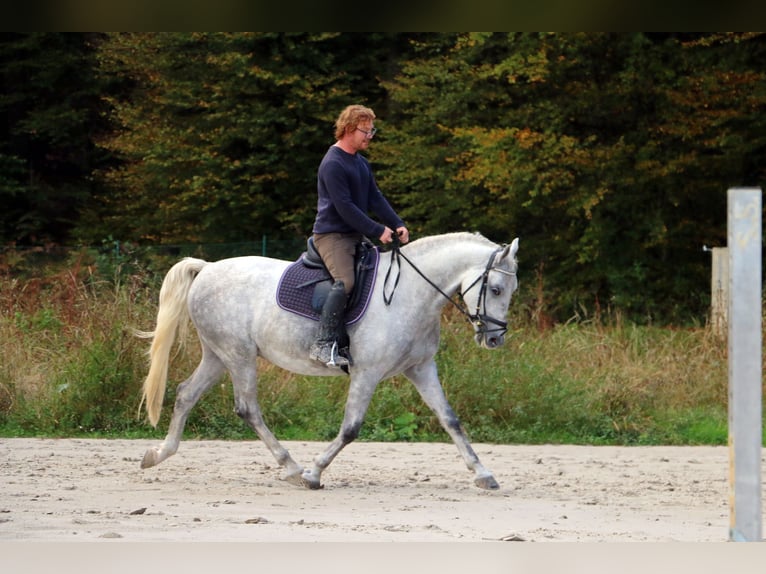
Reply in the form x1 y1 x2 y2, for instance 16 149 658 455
495 237 518 264
508 237 519 260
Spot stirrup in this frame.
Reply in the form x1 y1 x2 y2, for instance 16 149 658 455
310 340 350 368
326 341 345 368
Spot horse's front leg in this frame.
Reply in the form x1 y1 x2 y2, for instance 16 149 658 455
404 360 499 490
302 372 381 489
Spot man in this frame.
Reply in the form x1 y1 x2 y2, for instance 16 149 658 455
310 104 410 367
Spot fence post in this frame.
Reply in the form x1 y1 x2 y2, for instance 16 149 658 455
727 187 763 542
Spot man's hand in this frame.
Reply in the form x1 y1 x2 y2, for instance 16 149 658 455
380 226 410 244
379 227 395 244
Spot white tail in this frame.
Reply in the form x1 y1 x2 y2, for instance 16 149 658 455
138 257 208 427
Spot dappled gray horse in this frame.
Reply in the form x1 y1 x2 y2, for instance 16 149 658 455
139 232 519 489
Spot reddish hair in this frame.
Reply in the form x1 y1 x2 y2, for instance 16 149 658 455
334 105 375 140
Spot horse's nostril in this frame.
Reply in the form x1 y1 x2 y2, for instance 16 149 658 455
488 336 505 348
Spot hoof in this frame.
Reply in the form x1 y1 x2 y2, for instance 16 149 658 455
140 449 159 469
283 468 323 489
475 474 500 490
301 469 324 490
283 469 308 487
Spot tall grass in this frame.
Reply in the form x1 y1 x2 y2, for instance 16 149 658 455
0 252 741 445
0 251 159 436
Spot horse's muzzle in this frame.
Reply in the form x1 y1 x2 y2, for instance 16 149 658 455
473 316 507 349
475 331 505 349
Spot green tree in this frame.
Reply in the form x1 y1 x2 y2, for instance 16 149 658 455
0 33 109 244
377 32 766 323
86 32 407 244
3 32 763 325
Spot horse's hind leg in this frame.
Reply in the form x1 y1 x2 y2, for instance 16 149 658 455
404 360 499 490
141 349 225 469
229 363 305 485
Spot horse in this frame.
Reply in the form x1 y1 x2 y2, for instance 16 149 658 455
138 231 519 490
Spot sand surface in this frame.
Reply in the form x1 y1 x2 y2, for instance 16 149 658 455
0 438 749 542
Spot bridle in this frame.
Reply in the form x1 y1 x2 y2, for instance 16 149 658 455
382 238 516 338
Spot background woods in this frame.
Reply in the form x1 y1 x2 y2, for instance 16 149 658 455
1 32 765 324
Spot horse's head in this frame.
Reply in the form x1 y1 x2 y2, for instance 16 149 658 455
460 237 519 349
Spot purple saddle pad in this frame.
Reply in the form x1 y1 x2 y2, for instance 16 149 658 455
276 248 379 325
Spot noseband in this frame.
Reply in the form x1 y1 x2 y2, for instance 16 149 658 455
383 240 515 338
460 247 516 338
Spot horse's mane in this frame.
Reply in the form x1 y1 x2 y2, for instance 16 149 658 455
404 231 497 254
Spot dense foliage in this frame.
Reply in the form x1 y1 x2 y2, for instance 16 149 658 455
2 32 765 323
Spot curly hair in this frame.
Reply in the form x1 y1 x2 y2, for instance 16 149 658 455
334 105 376 140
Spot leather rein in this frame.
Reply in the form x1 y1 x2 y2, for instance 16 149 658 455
382 238 515 337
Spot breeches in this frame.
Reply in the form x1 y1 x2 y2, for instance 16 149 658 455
312 232 361 295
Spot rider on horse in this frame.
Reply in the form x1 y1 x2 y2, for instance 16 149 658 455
310 104 409 368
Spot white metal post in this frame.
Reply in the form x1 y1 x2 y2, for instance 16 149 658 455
727 187 763 542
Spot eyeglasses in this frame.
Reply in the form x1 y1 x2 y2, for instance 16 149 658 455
355 127 377 138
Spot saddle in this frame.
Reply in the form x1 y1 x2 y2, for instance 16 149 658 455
276 237 379 324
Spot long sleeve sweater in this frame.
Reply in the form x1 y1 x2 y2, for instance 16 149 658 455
312 145 403 238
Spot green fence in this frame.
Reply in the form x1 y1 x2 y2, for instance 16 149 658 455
1 236 309 279
100 236 307 261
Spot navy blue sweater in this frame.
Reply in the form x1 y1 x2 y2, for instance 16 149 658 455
312 145 403 238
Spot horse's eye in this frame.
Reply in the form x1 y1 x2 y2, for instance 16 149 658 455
491 286 501 296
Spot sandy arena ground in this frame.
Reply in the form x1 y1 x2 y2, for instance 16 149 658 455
1 437 755 543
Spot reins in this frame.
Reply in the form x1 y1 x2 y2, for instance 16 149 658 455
383 236 461 312
382 236 513 336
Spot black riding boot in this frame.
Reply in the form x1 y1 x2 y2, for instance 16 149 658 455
309 280 353 367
